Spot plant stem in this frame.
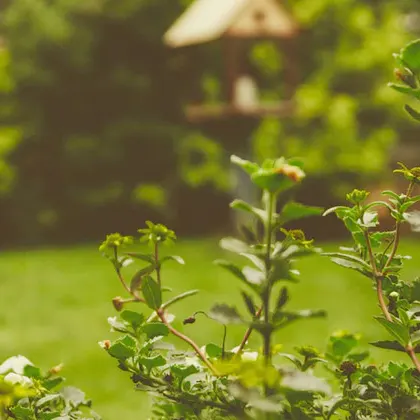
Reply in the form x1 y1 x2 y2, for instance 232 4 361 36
234 307 263 357
263 192 275 367
157 309 220 376
363 230 392 322
384 180 415 270
406 345 420 373
155 242 161 287
376 277 392 322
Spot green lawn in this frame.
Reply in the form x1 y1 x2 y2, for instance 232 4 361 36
0 239 419 419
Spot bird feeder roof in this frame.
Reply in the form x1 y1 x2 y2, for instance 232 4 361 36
164 0 297 48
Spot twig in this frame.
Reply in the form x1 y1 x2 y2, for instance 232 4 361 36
235 307 263 358
376 277 392 322
406 345 420 374
157 309 220 376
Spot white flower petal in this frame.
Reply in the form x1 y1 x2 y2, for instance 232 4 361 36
0 356 33 375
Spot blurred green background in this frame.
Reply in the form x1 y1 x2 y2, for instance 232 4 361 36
0 0 420 418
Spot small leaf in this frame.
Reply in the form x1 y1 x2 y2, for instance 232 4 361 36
230 199 266 222
243 266 265 285
142 322 169 339
209 304 243 324
231 155 259 175
130 264 156 292
375 317 410 345
220 237 249 253
280 201 323 225
161 255 185 265
215 260 258 291
205 343 223 358
322 206 349 217
370 340 407 352
329 257 372 278
405 104 420 122
137 355 166 372
241 291 257 316
142 276 162 309
401 39 420 73
121 310 145 328
322 252 371 269
275 287 289 310
23 365 42 379
108 335 137 360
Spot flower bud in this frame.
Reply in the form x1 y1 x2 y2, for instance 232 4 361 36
49 364 64 375
183 316 196 325
275 164 305 182
112 296 125 312
340 361 358 376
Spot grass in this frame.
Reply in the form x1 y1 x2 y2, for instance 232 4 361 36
0 238 419 418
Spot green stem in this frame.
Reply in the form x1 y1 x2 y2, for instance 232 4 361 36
155 242 161 287
263 192 275 366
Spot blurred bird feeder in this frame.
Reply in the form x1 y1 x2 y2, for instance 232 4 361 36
164 0 298 122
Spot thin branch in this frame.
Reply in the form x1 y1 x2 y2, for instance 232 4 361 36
155 242 161 287
406 345 420 374
234 307 263 358
376 277 392 322
157 309 220 376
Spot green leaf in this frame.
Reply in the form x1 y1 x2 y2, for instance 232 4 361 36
388 83 420 100
161 255 185 265
241 291 256 316
137 355 165 372
43 376 65 391
370 340 407 352
23 364 42 379
322 252 371 269
330 334 358 357
214 260 258 291
142 276 162 309
121 310 145 328
219 237 249 253
280 201 323 225
375 317 410 345
130 264 156 292
275 287 289 310
205 343 223 358
329 257 372 278
322 206 349 217
278 353 303 370
209 304 243 324
230 199 266 222
240 253 265 271
142 322 169 339
231 155 259 175
36 394 61 408
411 330 420 345
401 39 420 73
251 169 296 193
281 370 330 394
10 406 34 418
405 104 420 122
171 364 200 382
108 335 137 360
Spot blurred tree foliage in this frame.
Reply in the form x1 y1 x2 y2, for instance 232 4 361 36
0 0 418 245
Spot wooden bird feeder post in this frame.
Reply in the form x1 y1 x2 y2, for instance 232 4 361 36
164 0 299 122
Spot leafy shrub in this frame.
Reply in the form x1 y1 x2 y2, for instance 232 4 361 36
3 38 420 420
0 356 100 419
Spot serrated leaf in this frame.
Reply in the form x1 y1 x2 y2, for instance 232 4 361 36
322 252 371 269
121 310 145 328
10 406 34 418
375 317 410 345
23 364 42 379
280 201 323 225
209 304 243 324
330 257 372 278
108 335 137 360
142 276 162 309
43 376 65 391
142 322 169 339
137 355 166 372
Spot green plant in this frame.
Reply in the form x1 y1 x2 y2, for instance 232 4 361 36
97 39 420 419
0 356 100 419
